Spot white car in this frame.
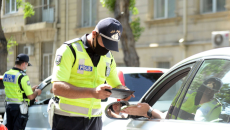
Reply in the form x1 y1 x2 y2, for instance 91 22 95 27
104 47 230 130
3 67 168 129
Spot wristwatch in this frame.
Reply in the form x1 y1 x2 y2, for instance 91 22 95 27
147 107 153 118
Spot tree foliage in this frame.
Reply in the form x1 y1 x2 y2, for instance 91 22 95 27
7 36 17 55
16 0 34 18
130 17 144 42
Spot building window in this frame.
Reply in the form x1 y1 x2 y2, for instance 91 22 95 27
200 0 226 14
17 44 26 55
42 42 53 80
81 0 97 27
157 62 170 69
42 0 55 22
5 0 17 14
154 0 175 19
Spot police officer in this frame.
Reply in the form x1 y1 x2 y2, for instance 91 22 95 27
3 53 42 130
194 78 222 122
49 17 134 130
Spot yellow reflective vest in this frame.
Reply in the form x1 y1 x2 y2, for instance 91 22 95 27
3 68 32 104
54 39 121 118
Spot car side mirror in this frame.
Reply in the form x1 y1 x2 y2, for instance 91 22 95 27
105 101 130 119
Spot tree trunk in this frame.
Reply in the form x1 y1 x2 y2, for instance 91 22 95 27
0 0 8 75
114 0 139 67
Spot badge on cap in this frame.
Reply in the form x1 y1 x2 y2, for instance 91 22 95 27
27 81 30 86
55 55 62 65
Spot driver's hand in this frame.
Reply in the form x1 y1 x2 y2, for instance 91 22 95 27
35 89 42 96
122 94 135 101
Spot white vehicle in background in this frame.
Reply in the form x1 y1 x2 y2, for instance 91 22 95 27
0 75 6 121
3 67 168 129
102 67 168 129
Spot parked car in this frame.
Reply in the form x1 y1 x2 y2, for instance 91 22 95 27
3 67 168 129
104 47 230 130
0 76 5 119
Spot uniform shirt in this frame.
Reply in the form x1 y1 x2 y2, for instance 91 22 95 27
4 67 33 100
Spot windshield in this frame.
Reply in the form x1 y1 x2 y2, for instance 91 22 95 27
124 73 163 101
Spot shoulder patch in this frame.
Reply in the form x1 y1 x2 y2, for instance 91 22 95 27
64 38 81 45
27 81 30 86
55 55 62 65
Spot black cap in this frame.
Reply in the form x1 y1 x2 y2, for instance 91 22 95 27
96 17 123 52
16 53 32 66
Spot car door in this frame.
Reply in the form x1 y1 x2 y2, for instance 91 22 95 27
26 78 52 129
126 61 200 130
176 58 230 123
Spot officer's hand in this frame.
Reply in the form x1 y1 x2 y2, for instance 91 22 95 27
35 89 42 96
93 84 112 100
32 85 38 91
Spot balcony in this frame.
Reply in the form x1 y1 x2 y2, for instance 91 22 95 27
26 4 55 24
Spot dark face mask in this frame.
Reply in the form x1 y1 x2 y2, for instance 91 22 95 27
93 37 109 55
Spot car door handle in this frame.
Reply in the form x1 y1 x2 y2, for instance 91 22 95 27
43 112 48 118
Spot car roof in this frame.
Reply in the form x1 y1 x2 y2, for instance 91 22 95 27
116 67 168 74
171 47 230 69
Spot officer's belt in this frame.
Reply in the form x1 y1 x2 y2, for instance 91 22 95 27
7 102 23 105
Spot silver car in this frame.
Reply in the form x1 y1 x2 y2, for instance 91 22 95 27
104 47 230 130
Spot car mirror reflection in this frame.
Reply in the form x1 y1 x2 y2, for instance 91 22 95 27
105 101 130 119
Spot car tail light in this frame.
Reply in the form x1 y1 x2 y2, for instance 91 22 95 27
117 99 121 101
117 70 125 86
147 70 163 73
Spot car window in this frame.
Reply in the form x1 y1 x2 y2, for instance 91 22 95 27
177 59 230 123
143 63 195 119
124 73 163 101
36 82 53 102
152 76 187 112
0 79 4 89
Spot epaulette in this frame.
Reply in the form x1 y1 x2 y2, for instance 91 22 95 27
64 38 81 45
19 71 27 76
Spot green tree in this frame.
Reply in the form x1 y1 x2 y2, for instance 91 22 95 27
100 0 144 67
0 0 34 74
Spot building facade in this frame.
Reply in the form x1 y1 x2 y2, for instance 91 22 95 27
2 0 230 86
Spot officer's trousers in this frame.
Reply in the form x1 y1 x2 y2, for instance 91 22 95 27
6 104 28 130
52 114 102 130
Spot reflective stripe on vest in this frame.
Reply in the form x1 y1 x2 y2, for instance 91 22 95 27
60 103 102 116
106 52 111 58
77 59 85 74
6 97 21 102
75 42 83 52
